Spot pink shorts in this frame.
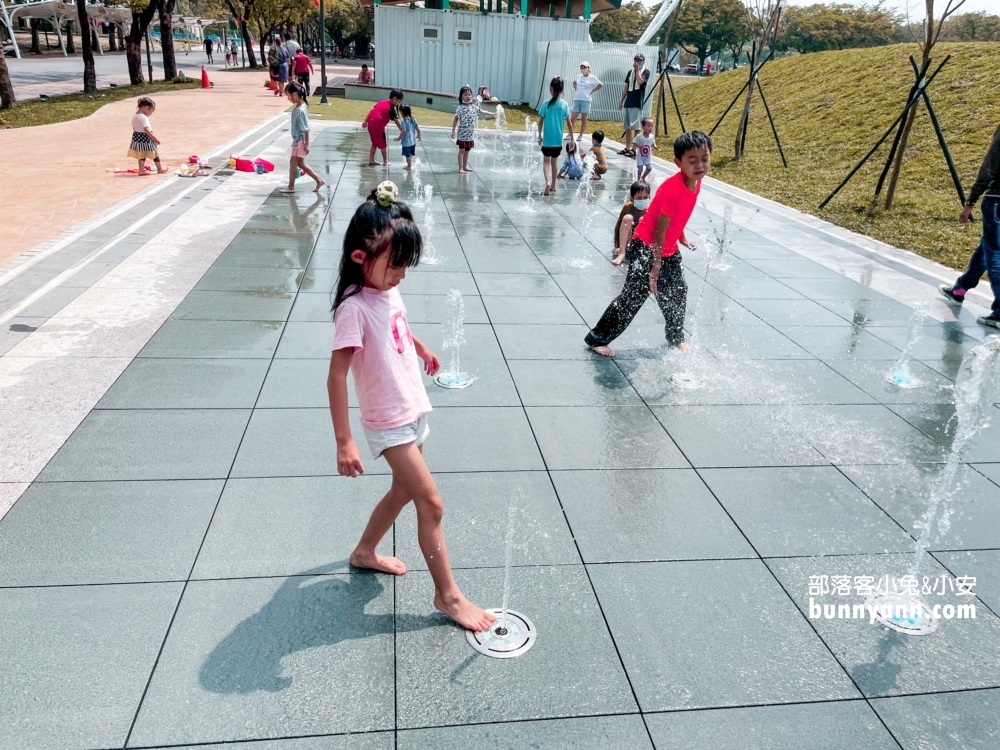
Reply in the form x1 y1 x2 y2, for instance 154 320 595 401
368 126 387 150
291 141 308 158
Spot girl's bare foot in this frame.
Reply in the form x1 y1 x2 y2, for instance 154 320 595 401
279 187 296 194
313 179 325 192
465 166 475 173
458 169 467 174
543 186 550 196
350 549 407 575
367 162 378 166
676 342 692 353
434 591 497 631
590 345 614 357
611 254 624 266
382 161 390 167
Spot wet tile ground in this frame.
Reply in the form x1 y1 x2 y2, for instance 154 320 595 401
3 125 1000 749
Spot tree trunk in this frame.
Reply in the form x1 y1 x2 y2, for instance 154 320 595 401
883 101 917 209
108 24 117 51
0 47 15 109
77 0 96 92
126 2 159 85
29 19 41 54
158 0 177 80
66 21 76 54
91 24 100 53
241 20 257 68
733 77 755 161
118 26 125 50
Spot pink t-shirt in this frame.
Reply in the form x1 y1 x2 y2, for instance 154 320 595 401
633 171 700 257
333 287 432 430
293 52 310 74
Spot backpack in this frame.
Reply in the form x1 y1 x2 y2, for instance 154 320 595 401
267 47 280 65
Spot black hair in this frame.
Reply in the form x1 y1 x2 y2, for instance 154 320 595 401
137 96 155 109
565 138 577 154
283 31 292 40
389 89 404 101
458 85 473 103
285 81 308 104
641 117 654 127
362 63 369 69
629 179 650 199
400 104 413 121
548 76 564 107
674 130 712 159
592 130 605 144
333 192 422 310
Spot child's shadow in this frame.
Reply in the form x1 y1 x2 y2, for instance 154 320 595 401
199 562 440 694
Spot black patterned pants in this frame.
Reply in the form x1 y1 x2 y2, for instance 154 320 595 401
585 239 687 348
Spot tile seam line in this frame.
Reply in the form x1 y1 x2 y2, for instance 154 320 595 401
0 116 290 329
0 110 291 289
120 135 344 745
464 167 659 748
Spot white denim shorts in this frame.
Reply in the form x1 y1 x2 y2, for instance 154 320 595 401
363 413 430 458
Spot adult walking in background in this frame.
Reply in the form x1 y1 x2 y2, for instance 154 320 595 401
283 31 300 59
940 124 1000 327
570 62 602 142
617 53 650 158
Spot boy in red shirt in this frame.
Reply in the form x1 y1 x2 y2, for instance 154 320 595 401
292 50 314 93
585 131 712 357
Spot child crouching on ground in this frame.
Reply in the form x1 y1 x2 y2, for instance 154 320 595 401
557 139 586 180
588 130 608 179
611 180 650 266
584 131 712 357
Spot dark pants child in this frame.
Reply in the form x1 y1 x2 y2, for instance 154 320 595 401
953 197 1000 313
585 238 687 347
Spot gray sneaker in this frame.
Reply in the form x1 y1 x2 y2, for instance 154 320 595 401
939 284 965 305
977 313 1000 328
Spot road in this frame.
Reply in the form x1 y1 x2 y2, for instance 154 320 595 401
7 52 367 99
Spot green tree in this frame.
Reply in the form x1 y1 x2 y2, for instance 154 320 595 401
323 0 373 55
777 3 896 53
250 0 313 62
590 1 653 44
944 11 1000 41
673 0 749 71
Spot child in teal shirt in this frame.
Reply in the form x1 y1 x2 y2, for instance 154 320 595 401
537 76 571 195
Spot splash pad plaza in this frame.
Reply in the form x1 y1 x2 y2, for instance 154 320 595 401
4 115 1000 749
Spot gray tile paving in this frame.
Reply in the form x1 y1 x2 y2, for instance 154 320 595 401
4 125 999 748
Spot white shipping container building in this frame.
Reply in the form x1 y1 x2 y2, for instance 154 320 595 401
371 3 658 119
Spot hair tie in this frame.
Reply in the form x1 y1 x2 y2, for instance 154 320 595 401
375 181 398 207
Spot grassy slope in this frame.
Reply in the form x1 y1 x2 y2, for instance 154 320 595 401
0 81 202 129
652 43 1000 269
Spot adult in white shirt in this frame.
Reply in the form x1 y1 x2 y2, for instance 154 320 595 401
570 61 603 141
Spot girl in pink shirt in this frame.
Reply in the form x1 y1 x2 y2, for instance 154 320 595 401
328 181 496 633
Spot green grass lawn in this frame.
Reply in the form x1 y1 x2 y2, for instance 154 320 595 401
0 80 201 129
652 42 1000 269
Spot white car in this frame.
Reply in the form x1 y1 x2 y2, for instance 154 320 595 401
3 42 16 58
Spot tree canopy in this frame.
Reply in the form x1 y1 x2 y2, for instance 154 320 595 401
590 1 653 44
673 0 750 69
776 3 897 53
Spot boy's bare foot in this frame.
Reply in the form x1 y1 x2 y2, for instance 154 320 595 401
676 342 692 353
404 165 411 170
590 345 615 357
367 162 378 166
434 591 497 631
313 179 325 192
350 549 407 575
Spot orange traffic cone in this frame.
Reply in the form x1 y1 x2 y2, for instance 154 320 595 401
201 66 210 89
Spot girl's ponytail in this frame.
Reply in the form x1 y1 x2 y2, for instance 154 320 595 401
548 76 564 107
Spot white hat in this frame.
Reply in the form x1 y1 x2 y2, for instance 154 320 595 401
580 61 591 68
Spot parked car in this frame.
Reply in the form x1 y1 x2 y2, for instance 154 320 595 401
3 42 16 58
682 64 698 74
666 63 680 73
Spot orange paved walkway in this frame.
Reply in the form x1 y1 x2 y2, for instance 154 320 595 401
0 70 292 265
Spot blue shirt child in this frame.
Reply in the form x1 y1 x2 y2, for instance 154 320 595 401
400 118 418 148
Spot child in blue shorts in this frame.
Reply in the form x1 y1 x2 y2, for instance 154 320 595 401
632 117 655 182
395 105 421 170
